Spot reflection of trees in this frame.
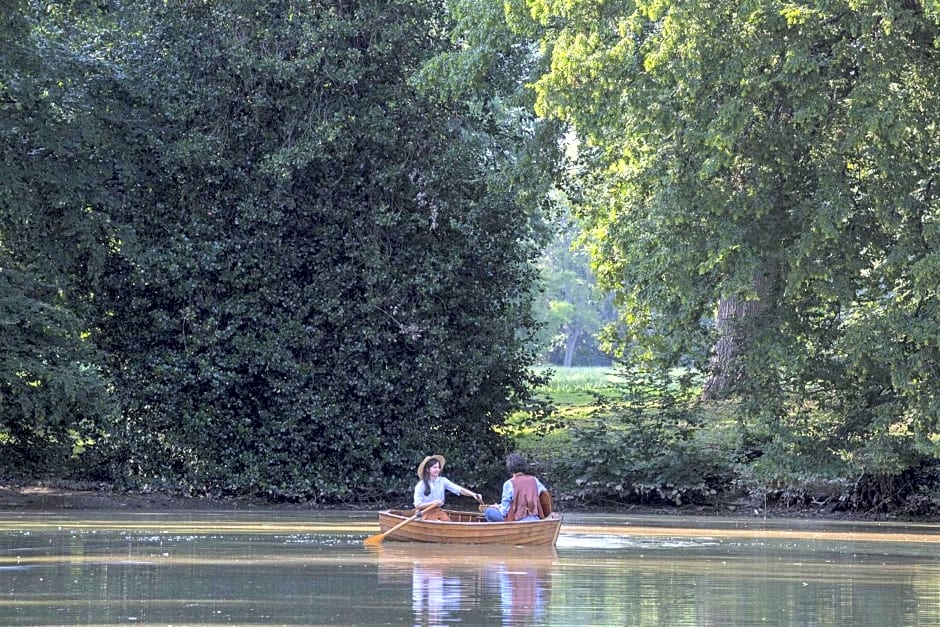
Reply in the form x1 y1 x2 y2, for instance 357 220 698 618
542 555 937 626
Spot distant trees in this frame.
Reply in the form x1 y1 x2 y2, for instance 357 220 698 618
535 204 615 367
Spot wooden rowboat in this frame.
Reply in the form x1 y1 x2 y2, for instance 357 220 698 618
376 508 562 546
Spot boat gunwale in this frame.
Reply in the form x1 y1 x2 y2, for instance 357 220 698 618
377 509 562 546
381 509 560 525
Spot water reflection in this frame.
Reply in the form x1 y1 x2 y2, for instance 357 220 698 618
490 559 550 624
411 562 461 625
375 543 557 626
0 511 937 625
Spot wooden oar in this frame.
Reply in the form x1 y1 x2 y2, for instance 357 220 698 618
364 502 439 546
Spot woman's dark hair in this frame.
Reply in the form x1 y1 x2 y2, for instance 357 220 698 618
422 459 440 496
505 453 528 474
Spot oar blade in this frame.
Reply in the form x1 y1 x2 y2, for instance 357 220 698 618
363 532 386 546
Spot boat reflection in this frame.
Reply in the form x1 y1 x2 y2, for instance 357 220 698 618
489 558 551 624
374 543 558 626
411 561 462 625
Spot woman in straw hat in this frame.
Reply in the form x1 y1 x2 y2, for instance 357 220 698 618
414 454 483 521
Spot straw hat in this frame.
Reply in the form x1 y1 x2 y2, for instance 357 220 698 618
416 454 446 479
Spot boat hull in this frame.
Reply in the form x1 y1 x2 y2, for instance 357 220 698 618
377 509 562 546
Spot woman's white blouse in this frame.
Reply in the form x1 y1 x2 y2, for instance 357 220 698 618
413 476 466 507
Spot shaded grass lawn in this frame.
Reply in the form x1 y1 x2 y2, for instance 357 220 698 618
514 365 743 512
510 366 621 456
533 365 621 407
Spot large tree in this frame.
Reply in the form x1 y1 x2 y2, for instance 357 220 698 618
1 0 553 500
84 0 551 500
0 1 118 475
511 0 940 481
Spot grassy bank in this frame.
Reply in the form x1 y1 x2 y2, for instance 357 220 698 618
511 365 620 459
532 366 620 405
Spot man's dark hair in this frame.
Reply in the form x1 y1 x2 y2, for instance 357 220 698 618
505 452 528 474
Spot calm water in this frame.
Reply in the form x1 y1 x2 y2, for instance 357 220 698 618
0 510 937 626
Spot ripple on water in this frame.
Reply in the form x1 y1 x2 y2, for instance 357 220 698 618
282 534 363 546
558 533 720 550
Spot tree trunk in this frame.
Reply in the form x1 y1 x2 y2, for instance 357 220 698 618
702 270 772 399
562 322 582 367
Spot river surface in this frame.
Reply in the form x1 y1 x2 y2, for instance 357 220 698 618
0 510 937 626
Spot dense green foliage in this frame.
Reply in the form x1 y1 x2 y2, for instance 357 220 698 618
0 3 118 474
1 0 555 501
503 0 940 508
552 369 733 506
5 0 940 514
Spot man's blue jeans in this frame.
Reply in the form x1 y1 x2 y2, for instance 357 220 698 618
484 507 504 522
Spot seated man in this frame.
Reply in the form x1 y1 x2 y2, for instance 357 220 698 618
484 453 549 522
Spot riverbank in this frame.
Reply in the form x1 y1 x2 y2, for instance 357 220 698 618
1 481 932 522
0 482 280 511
